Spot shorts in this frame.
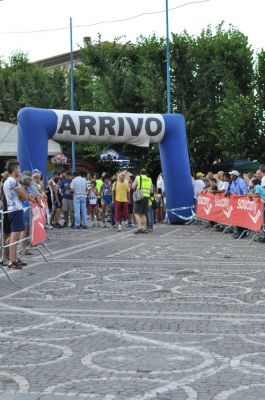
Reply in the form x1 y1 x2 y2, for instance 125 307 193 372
3 213 11 235
128 203 133 214
97 198 102 208
8 210 25 233
102 195 112 205
52 201 61 210
133 197 149 215
89 204 98 210
62 198 74 212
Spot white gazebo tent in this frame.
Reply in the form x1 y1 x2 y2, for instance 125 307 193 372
0 121 61 158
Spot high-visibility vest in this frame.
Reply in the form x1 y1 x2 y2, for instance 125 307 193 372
96 179 103 198
136 175 152 198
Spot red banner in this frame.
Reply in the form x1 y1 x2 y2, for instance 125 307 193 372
196 193 264 232
30 201 47 246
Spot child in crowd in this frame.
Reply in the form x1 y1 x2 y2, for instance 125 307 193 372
100 175 112 227
87 180 99 227
155 188 164 223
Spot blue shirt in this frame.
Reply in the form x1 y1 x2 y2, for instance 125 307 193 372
226 177 249 195
61 178 73 200
254 185 265 202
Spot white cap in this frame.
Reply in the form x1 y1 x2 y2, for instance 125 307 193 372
229 170 240 177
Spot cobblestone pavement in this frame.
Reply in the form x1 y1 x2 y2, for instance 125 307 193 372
1 223 265 399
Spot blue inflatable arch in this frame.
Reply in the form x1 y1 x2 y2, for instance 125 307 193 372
17 107 194 223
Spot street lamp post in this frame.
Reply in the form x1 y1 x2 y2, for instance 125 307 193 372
70 17 76 172
165 0 171 114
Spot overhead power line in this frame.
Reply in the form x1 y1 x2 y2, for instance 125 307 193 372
0 0 210 35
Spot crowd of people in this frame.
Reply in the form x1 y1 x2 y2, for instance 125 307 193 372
193 166 265 238
0 159 166 269
2 157 265 271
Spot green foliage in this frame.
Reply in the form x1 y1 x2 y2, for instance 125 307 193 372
2 24 265 172
0 54 68 122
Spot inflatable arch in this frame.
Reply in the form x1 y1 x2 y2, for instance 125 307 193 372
17 107 194 223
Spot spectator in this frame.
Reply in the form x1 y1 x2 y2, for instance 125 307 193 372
0 171 11 265
132 168 152 234
255 169 262 180
155 188 164 223
71 170 88 229
50 177 62 228
248 178 265 202
3 160 35 269
157 173 165 195
100 175 112 227
193 172 205 204
61 171 74 228
112 172 129 231
226 170 249 196
128 175 135 227
87 180 99 227
20 175 36 254
226 170 249 239
260 164 265 188
216 172 230 193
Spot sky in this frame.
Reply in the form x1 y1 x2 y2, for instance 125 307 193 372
0 0 264 62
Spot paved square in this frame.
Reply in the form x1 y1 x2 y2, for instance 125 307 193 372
1 223 265 399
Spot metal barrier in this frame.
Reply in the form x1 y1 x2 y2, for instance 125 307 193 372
0 204 53 284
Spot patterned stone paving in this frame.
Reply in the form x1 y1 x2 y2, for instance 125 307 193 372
1 223 265 399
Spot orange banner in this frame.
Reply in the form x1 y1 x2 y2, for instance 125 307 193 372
30 201 47 245
196 193 264 232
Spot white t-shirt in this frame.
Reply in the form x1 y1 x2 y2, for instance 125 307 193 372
193 179 205 199
261 176 265 188
157 175 165 193
70 176 87 196
3 177 23 211
218 181 229 191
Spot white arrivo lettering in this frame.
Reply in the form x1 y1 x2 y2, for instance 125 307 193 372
52 110 165 147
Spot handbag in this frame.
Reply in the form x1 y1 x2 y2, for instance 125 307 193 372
133 176 144 202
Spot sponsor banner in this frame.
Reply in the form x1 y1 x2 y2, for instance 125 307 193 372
30 201 47 246
196 193 264 232
52 110 165 147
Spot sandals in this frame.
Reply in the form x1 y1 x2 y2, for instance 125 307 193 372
7 259 27 269
8 261 23 270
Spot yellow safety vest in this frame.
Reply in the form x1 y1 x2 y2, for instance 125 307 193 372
136 175 152 198
96 179 103 198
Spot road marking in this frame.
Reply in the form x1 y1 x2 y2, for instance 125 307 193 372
106 243 144 257
159 227 182 237
0 269 76 301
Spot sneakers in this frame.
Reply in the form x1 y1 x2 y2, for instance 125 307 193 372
118 224 122 231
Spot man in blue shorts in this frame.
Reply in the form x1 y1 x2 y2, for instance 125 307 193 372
3 160 35 269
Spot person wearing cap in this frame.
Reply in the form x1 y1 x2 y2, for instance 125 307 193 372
226 170 249 196
226 170 249 239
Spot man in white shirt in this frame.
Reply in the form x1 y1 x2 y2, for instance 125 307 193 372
70 170 88 229
3 160 35 269
193 172 205 202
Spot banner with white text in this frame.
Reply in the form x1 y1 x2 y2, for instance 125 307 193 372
196 193 264 232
